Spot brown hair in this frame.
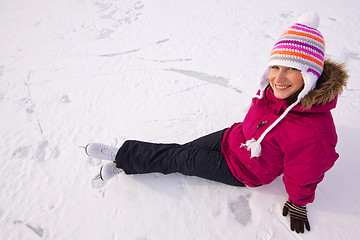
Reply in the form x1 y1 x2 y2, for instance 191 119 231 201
285 71 328 105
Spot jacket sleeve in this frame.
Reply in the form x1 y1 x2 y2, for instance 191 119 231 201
282 133 339 206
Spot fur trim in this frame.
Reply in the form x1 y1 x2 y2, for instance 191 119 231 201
301 58 348 109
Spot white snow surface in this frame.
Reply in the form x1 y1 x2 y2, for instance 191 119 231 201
1 0 360 239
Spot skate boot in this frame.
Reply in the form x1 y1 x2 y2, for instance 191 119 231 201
100 162 122 181
85 143 119 161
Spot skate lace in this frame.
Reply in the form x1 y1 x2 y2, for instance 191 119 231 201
100 147 116 159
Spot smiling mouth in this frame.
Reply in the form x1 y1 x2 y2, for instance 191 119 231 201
275 84 290 90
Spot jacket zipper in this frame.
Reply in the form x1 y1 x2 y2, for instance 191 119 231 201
257 120 269 129
250 120 269 139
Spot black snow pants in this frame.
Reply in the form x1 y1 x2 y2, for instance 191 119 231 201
115 129 245 186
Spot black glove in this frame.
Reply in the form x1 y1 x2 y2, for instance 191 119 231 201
282 201 311 233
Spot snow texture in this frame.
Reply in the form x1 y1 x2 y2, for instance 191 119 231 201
1 0 360 239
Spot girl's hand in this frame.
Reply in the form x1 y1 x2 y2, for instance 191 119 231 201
282 201 311 233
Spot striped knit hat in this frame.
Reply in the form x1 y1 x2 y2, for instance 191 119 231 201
242 12 326 158
269 12 325 94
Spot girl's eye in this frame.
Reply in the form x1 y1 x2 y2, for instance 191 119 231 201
289 67 300 71
271 66 279 69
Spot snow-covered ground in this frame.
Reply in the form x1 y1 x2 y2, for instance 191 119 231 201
1 0 360 239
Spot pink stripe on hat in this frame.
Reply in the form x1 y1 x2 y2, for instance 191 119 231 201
292 24 324 39
272 44 324 62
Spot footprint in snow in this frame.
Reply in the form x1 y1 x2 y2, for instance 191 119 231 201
91 0 144 39
60 94 71 103
19 98 36 115
13 146 31 159
229 194 252 226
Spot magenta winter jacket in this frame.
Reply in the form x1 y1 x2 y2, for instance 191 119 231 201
221 60 347 207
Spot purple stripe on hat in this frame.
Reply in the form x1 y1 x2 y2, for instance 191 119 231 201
274 40 324 55
272 44 324 61
295 23 318 31
294 23 324 39
307 68 321 78
292 26 323 39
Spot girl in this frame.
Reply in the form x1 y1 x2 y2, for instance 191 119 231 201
85 12 348 234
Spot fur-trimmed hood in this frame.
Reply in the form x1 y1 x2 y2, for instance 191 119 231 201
301 58 348 110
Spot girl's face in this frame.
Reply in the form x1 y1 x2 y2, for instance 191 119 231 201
269 66 304 99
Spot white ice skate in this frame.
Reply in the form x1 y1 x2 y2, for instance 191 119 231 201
85 143 119 161
100 162 122 181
